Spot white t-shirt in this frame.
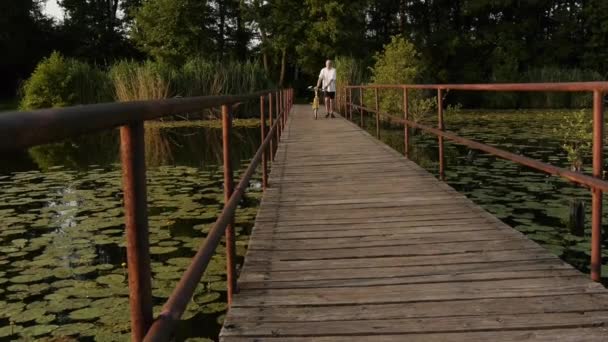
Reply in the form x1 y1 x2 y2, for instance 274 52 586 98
319 67 337 92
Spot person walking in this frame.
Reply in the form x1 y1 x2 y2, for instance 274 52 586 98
316 59 337 118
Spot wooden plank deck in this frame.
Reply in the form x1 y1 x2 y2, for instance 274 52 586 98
220 105 608 341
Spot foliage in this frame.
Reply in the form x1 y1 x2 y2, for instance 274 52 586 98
19 52 112 110
132 0 214 64
555 110 593 171
0 0 55 98
110 60 173 101
296 0 368 75
367 35 434 122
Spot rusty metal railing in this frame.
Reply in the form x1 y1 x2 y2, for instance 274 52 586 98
344 82 608 282
0 88 294 341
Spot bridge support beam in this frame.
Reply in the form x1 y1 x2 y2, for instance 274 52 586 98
221 105 237 305
591 90 604 281
120 122 153 341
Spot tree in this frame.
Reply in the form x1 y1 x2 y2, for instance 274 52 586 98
296 0 367 75
0 0 55 98
247 0 305 85
132 0 215 64
59 0 136 62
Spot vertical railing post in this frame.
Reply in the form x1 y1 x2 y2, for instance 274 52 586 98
375 87 380 138
120 122 153 342
349 88 353 120
360 88 364 128
403 87 409 158
591 90 604 281
269 92 274 162
221 105 237 305
260 96 268 190
276 90 281 144
437 89 445 180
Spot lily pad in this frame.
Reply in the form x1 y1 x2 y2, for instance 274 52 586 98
69 307 101 321
97 274 125 286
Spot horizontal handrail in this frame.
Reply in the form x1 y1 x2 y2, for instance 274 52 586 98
350 103 608 192
143 103 286 341
346 82 608 92
0 91 272 150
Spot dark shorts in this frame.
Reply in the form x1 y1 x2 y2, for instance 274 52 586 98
324 91 335 100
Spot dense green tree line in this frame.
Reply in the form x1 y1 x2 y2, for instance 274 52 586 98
2 0 607 99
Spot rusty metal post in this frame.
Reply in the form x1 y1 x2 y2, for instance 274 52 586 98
268 93 274 162
120 122 153 342
375 87 380 138
221 105 237 305
360 89 364 128
260 96 268 190
277 90 282 141
404 87 409 158
591 90 604 281
438 89 445 180
350 88 354 120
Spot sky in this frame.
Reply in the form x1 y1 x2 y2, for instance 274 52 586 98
44 0 63 20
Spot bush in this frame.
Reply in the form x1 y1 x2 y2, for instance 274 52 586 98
20 52 112 110
367 35 434 122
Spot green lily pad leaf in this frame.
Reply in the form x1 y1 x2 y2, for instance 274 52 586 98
97 264 115 271
47 298 91 313
97 274 125 286
150 246 178 255
194 292 220 304
51 322 95 337
36 314 56 324
11 308 47 323
0 324 23 338
209 281 227 292
69 307 101 321
200 302 227 314
73 265 97 276
10 273 50 284
21 324 58 337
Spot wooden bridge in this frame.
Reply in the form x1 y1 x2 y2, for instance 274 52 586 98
220 104 608 341
4 84 608 341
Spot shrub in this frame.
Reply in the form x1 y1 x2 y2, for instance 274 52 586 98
20 52 112 110
367 35 435 121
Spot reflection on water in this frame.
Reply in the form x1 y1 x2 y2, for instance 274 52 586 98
5 121 261 173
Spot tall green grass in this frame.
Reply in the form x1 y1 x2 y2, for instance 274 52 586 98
20 53 274 117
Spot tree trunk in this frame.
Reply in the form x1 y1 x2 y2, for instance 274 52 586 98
218 0 226 58
279 48 287 87
263 52 269 73
399 0 406 34
235 0 247 60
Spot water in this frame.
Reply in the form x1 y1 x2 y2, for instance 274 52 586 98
0 121 261 341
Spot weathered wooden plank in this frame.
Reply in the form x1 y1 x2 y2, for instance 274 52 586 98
222 311 608 337
226 294 608 322
239 258 570 283
221 328 608 341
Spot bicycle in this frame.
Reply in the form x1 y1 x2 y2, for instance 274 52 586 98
308 86 320 119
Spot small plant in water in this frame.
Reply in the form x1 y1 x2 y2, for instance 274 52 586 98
555 109 592 172
555 109 592 236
